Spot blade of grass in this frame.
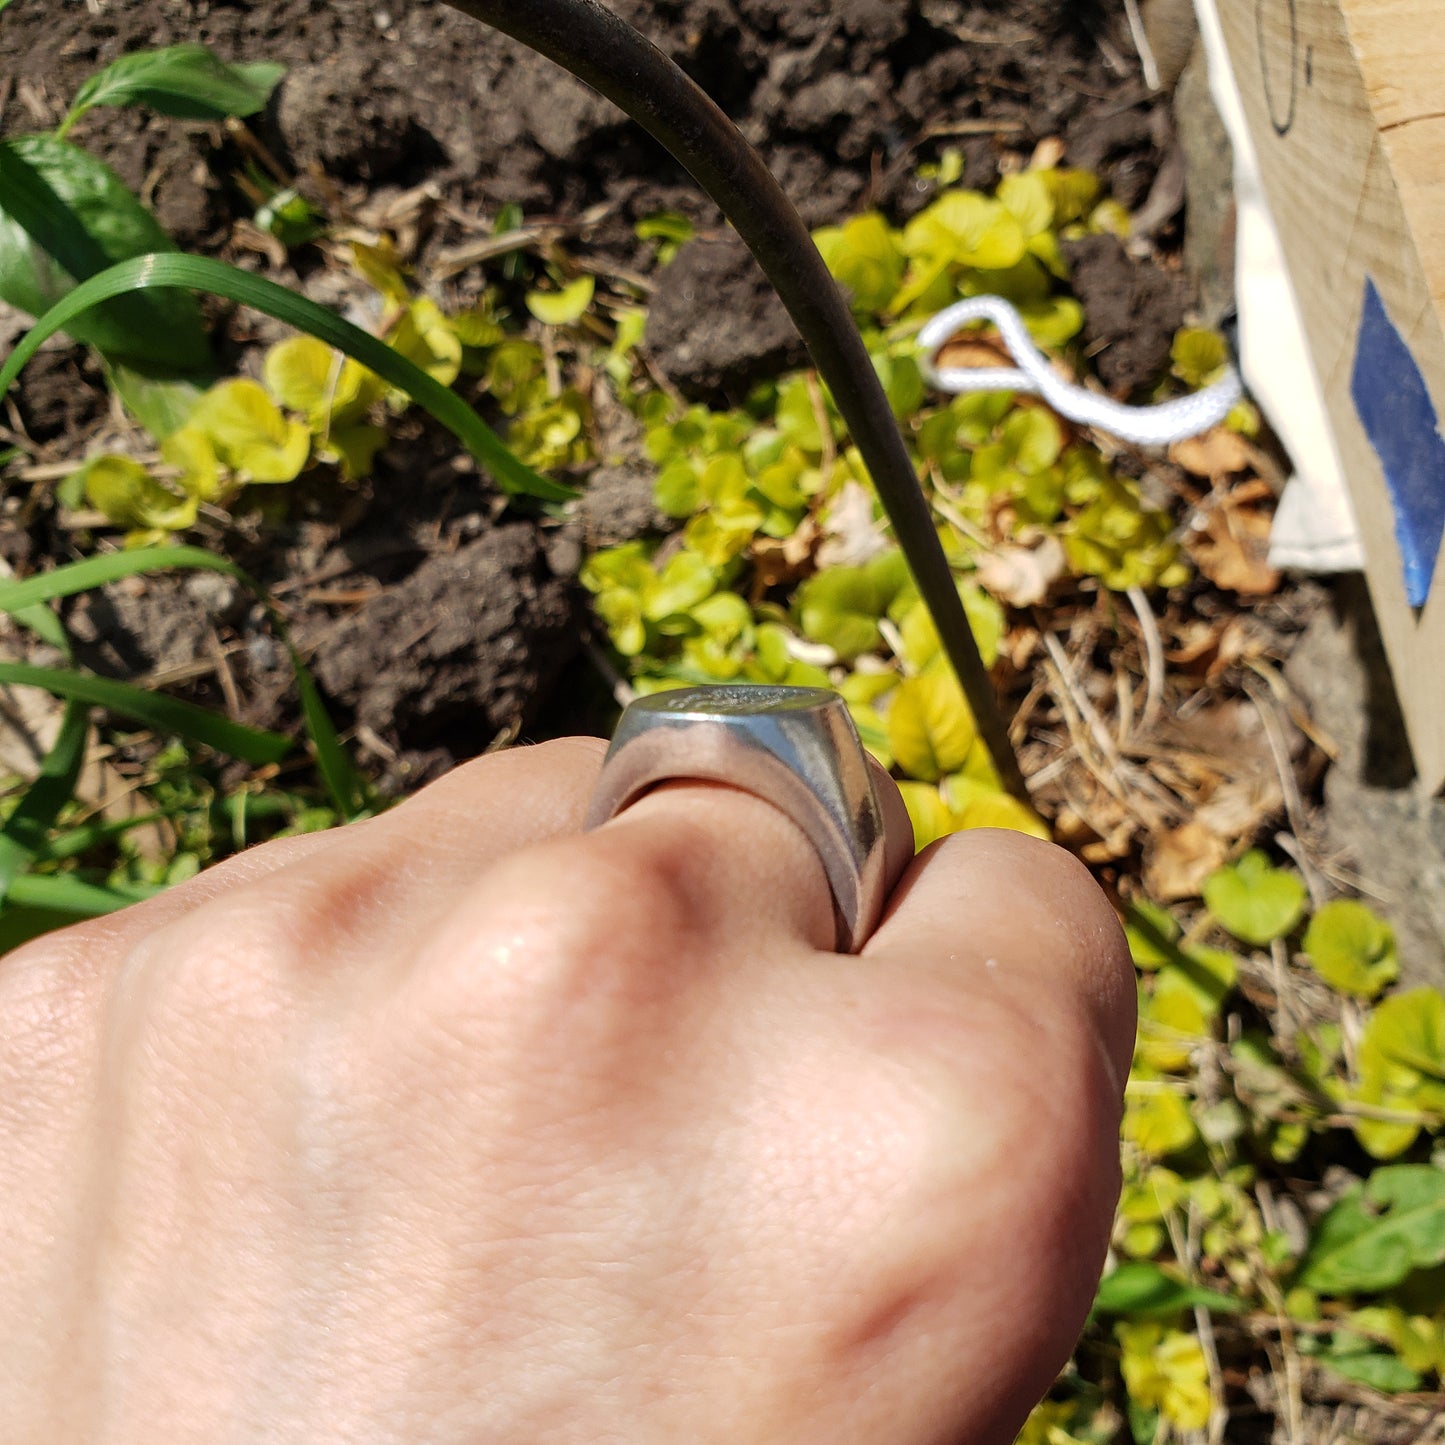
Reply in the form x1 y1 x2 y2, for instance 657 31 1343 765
10 600 72 656
4 872 162 916
0 700 89 898
0 548 368 818
0 253 574 502
37 811 169 863
0 662 291 764
0 544 239 612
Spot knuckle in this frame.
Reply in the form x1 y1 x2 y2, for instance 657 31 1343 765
127 881 324 1032
0 930 100 1086
412 832 697 1052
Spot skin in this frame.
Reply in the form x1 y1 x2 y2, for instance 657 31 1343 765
0 737 1134 1444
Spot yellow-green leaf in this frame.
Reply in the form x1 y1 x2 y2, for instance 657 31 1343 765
1303 899 1399 999
943 773 1050 839
1202 849 1307 947
386 297 461 391
887 670 976 782
896 780 956 851
1116 1322 1212 1432
1171 326 1230 387
158 425 222 502
262 334 372 428
187 378 312 484
525 274 596 326
813 211 905 314
79 453 198 532
996 171 1055 238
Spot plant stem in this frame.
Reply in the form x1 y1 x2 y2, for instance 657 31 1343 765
440 0 1028 801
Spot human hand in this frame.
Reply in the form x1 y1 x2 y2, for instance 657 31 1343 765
0 737 1133 1443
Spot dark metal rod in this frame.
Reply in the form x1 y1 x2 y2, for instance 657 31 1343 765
441 0 1028 800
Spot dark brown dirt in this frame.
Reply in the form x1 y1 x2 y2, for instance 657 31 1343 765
1 0 1186 764
308 524 576 755
645 232 808 402
1064 232 1187 394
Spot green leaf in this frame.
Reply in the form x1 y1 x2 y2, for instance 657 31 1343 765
525 275 595 326
0 135 211 373
187 378 311 483
1360 987 1445 1081
1320 1347 1422 1394
1300 1165 1445 1294
1092 1261 1243 1318
1171 327 1230 388
104 358 206 440
633 210 694 265
1202 850 1307 947
78 453 198 531
0 662 291 765
64 45 284 131
887 670 975 783
795 550 909 661
1303 899 1400 998
813 211 904 314
643 549 715 623
0 252 571 502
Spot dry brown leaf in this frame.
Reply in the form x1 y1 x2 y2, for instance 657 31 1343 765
936 336 1015 372
1030 136 1067 169
976 535 1066 607
1169 426 1256 478
1187 503 1280 595
1144 820 1229 901
750 516 819 590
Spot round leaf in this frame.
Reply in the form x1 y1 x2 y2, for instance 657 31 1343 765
1202 850 1307 947
525 274 596 326
188 378 311 484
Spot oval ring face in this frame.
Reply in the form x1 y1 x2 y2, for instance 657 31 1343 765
630 685 835 718
585 685 888 953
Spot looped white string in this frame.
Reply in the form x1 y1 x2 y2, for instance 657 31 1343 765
916 295 1244 448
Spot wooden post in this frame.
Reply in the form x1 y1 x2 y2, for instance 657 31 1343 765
1214 0 1445 789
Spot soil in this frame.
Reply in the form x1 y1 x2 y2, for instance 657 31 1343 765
1 0 1190 766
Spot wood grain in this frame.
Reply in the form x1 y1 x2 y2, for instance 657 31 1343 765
1215 0 1445 789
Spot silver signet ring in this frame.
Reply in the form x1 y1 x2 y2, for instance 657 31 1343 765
584 684 889 953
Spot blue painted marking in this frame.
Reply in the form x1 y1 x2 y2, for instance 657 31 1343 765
1351 277 1445 607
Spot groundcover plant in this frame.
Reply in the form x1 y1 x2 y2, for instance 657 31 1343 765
0 1 1441 1438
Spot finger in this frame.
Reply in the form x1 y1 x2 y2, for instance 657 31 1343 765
39 737 609 959
844 829 1135 1439
580 758 915 956
866 827 1136 1087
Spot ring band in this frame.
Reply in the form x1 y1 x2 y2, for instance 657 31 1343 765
584 685 888 953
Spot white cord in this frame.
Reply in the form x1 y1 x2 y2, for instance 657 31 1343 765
916 295 1244 448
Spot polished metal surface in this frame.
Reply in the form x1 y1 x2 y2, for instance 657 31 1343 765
585 685 888 953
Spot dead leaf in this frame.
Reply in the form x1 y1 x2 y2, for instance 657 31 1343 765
1187 503 1280 595
1030 136 1067 169
936 335 1016 373
1145 820 1229 901
815 482 886 569
977 535 1066 607
750 516 819 590
1168 426 1256 478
